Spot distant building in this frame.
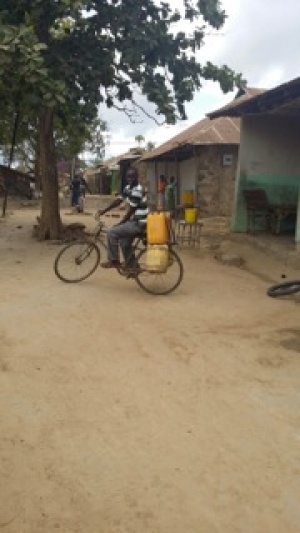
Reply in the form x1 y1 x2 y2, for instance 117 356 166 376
140 88 264 215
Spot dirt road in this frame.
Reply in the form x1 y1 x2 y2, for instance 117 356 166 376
1 207 299 532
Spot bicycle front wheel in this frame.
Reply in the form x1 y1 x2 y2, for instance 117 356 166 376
54 241 101 283
267 280 300 298
135 248 183 295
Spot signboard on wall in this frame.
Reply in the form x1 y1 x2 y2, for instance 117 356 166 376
222 154 233 166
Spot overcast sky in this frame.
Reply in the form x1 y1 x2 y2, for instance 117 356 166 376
99 0 300 159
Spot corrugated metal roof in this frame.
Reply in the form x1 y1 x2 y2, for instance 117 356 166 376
140 87 265 161
141 116 240 161
207 79 300 119
207 88 265 119
236 87 265 98
0 164 34 181
104 148 143 167
226 87 265 105
118 153 141 162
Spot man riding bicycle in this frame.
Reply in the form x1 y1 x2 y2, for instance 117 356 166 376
96 167 149 270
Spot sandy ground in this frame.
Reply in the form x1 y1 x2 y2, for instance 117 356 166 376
0 203 300 533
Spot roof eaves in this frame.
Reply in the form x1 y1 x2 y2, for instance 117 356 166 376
207 89 267 119
208 77 300 119
140 142 194 161
117 154 141 162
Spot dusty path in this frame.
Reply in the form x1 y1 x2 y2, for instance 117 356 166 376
0 207 299 532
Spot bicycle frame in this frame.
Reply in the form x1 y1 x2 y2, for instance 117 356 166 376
91 220 146 275
54 218 184 294
92 220 107 243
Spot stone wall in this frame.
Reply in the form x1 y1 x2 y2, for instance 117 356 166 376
196 145 239 217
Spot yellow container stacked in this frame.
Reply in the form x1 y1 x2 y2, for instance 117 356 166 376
145 245 169 272
147 212 169 244
146 212 170 272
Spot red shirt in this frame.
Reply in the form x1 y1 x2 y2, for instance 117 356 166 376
158 179 166 193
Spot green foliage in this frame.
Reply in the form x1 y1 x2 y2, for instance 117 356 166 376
0 22 66 109
0 0 245 236
135 135 145 147
197 0 226 29
0 0 245 130
55 116 107 163
146 141 156 152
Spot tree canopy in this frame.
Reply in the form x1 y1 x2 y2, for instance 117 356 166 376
0 0 245 238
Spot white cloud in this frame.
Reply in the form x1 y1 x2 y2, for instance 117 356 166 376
257 67 285 90
100 0 300 158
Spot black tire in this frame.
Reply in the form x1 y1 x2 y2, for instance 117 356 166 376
267 280 300 298
54 241 101 283
135 247 184 295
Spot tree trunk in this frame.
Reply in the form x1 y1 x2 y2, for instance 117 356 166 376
37 107 62 239
2 107 20 218
34 128 42 193
2 191 8 218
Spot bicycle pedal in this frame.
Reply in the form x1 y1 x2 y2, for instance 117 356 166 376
125 268 141 278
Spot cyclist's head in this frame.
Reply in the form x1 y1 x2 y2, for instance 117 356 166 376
125 167 138 187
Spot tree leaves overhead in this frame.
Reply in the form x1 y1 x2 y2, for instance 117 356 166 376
0 0 245 127
197 0 226 29
0 0 245 239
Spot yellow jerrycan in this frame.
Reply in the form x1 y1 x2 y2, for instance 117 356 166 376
147 212 169 245
145 244 169 273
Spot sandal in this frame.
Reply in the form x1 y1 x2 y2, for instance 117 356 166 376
124 265 142 277
101 260 120 269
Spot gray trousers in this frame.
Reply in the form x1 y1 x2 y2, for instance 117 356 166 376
107 220 144 266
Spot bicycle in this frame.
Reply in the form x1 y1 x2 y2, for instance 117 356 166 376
53 218 184 295
267 280 300 298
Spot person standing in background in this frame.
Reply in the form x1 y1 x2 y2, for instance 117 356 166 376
29 180 36 200
165 176 176 215
70 173 81 208
157 174 166 210
80 175 90 198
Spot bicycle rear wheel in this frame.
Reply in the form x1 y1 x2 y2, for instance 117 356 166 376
54 241 101 283
135 248 183 295
267 280 300 298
